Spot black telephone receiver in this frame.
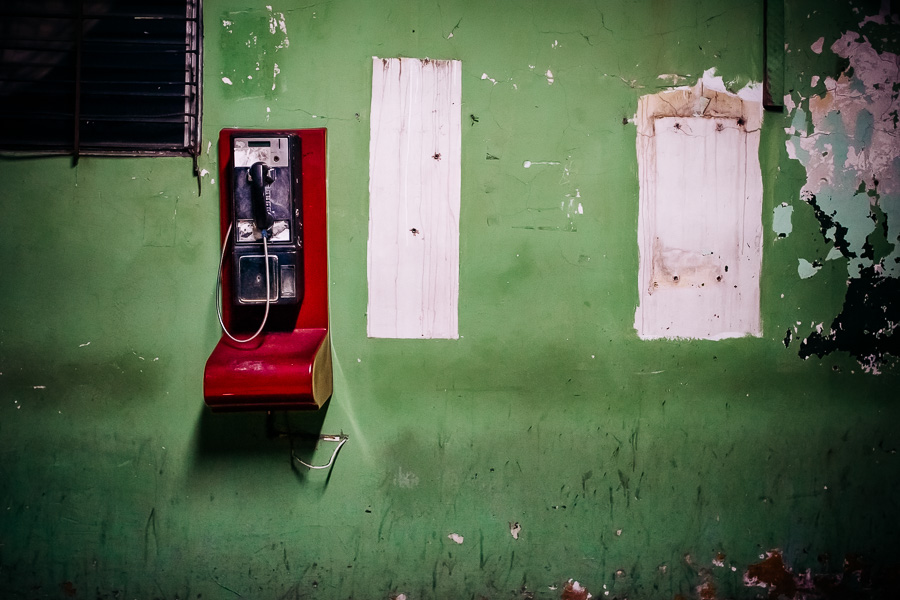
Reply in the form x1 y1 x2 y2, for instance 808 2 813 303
248 161 276 231
230 136 303 307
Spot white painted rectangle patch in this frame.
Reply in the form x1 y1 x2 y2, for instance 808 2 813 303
367 57 462 339
636 112 763 339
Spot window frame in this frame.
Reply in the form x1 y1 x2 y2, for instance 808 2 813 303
0 0 202 159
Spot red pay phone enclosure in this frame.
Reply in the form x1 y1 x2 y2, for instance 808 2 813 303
203 128 331 411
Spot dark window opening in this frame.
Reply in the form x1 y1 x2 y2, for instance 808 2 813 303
0 0 202 157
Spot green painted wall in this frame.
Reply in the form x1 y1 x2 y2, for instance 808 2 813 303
2 1 898 598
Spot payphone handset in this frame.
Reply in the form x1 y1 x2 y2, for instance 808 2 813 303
216 134 304 343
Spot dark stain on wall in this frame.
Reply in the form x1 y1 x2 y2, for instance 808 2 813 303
746 551 797 598
801 191 854 259
742 550 900 599
799 265 900 372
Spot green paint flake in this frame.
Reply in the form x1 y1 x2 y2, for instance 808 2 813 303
773 204 794 237
798 258 822 279
789 107 808 135
826 246 844 261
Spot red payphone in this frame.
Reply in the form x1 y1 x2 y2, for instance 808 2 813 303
203 129 331 411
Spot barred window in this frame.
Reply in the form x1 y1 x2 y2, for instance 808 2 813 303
0 0 201 157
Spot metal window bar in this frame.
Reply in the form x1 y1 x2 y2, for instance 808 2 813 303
0 0 201 158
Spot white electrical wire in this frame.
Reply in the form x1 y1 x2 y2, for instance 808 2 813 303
216 221 272 343
293 434 349 470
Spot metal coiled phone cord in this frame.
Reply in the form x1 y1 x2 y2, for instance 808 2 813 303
215 221 272 343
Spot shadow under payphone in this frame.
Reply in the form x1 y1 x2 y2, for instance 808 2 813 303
203 128 331 411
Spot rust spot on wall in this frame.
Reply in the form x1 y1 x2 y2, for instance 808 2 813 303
698 580 717 600
745 551 797 598
560 579 590 600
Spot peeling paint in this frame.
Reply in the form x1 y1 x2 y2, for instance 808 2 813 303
509 522 521 539
786 33 899 277
268 9 288 43
810 36 825 54
447 533 464 544
219 7 289 97
657 73 691 85
798 258 822 279
560 579 591 600
785 10 900 371
773 203 794 237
